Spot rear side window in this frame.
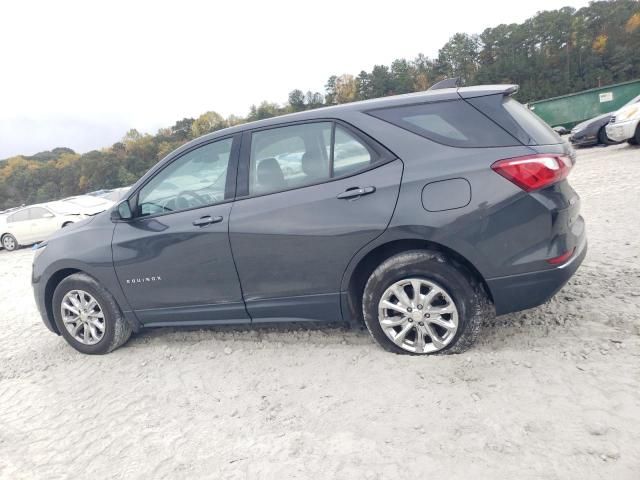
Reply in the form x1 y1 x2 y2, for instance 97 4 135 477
30 207 51 219
333 125 372 176
7 209 29 223
367 100 520 147
248 122 382 196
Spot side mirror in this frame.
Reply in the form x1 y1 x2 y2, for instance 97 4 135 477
43 212 55 218
111 200 133 221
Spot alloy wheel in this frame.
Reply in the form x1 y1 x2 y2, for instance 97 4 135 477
377 277 459 354
61 290 106 345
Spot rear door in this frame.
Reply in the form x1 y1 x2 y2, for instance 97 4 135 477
112 135 250 326
230 120 402 322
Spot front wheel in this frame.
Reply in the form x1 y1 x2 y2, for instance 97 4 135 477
597 127 610 145
52 273 132 354
1 234 18 251
362 250 493 355
628 125 640 145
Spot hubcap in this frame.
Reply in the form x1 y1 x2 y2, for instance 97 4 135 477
377 278 459 354
3 236 15 249
61 290 105 345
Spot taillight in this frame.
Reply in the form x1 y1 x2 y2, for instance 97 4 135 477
546 248 575 265
491 154 573 192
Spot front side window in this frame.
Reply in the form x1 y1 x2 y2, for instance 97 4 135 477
249 122 378 196
137 138 233 216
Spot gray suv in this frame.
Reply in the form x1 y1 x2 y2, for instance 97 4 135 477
32 84 586 355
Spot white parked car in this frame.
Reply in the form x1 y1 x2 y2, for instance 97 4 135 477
0 195 114 251
606 99 640 145
1 205 82 251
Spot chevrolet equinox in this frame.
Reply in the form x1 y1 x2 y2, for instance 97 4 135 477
32 84 586 355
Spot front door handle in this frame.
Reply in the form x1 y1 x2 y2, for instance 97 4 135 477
192 215 223 227
336 186 376 200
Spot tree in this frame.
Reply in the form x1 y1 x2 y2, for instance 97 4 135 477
437 33 480 84
334 74 358 103
248 101 281 121
191 111 226 137
288 89 306 112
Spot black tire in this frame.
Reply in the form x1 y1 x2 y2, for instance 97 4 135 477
628 126 640 145
362 250 493 355
1 233 19 251
52 273 132 354
597 127 609 145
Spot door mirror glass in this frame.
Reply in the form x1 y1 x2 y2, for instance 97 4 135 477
112 200 133 221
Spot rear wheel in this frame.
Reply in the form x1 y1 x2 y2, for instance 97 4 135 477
362 250 493 355
1 234 18 251
52 273 132 354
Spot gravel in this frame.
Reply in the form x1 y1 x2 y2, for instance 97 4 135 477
1 143 639 479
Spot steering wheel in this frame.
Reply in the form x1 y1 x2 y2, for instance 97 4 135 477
175 190 207 208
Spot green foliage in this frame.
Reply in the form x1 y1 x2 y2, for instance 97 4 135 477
2 0 639 210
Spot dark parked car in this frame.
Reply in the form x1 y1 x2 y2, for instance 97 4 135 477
569 113 615 147
570 94 640 147
32 84 586 355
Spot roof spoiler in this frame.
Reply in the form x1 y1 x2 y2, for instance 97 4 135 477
428 77 461 90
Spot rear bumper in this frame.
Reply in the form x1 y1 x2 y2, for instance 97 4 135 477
569 134 597 147
486 236 587 316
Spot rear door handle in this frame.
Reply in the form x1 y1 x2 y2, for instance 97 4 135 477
192 215 223 227
336 186 376 200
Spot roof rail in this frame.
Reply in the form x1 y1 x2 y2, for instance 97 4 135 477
428 77 461 90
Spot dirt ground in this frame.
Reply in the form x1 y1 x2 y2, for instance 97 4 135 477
1 143 639 480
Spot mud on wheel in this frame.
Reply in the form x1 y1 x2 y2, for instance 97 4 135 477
362 250 493 355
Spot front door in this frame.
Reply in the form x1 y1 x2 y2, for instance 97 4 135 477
230 121 402 322
112 135 249 326
28 206 58 242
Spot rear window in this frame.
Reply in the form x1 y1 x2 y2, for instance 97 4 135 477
502 98 561 145
367 100 520 147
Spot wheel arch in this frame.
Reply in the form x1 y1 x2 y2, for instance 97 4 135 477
342 238 492 325
1 231 19 245
44 268 83 334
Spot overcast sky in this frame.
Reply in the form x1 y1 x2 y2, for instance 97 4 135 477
0 0 590 159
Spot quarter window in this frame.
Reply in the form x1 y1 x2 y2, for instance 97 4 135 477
137 137 233 216
367 100 520 147
248 122 378 196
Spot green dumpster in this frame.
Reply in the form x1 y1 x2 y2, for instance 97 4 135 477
528 79 640 130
